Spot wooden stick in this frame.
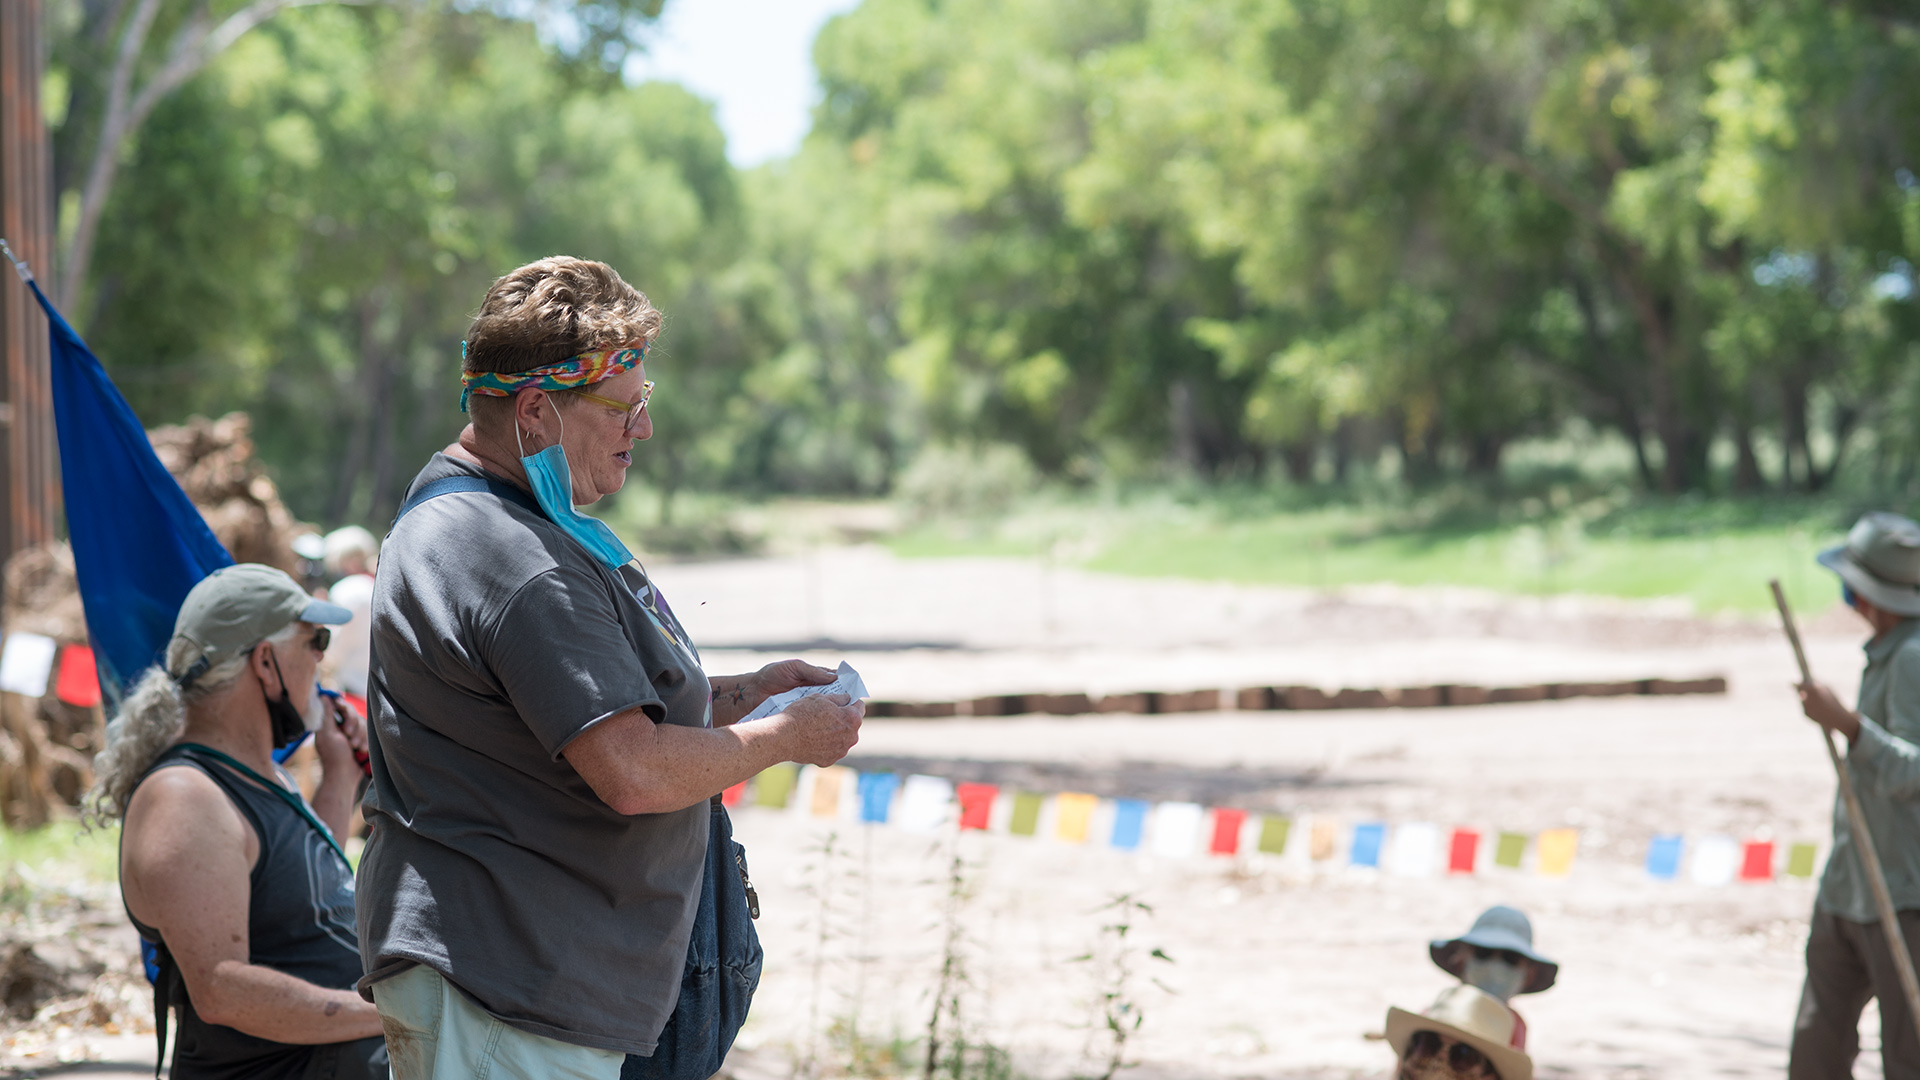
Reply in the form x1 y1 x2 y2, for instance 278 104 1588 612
1771 579 1920 1044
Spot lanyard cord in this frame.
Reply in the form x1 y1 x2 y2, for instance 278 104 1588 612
176 743 349 865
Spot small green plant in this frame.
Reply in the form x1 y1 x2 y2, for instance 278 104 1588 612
797 830 845 1080
826 1015 915 1079
1071 894 1173 1080
922 838 965 1079
916 831 1019 1080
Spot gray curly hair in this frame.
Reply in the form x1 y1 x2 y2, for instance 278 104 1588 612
83 621 303 827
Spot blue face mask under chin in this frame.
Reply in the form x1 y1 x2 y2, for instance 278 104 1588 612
518 406 635 571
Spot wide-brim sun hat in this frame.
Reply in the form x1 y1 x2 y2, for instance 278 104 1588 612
1385 984 1533 1080
1817 511 1920 617
1430 905 1558 994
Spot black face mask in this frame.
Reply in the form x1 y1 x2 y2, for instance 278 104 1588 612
264 651 309 750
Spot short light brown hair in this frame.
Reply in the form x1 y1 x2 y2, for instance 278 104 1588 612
464 257 662 425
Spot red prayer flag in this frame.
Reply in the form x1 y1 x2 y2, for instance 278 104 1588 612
54 645 101 708
956 783 998 830
1739 840 1774 881
342 693 368 717
1448 828 1480 874
722 781 746 806
1210 808 1247 855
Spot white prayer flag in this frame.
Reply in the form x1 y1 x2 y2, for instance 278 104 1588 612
0 633 58 699
1690 834 1740 886
1149 801 1204 858
1388 822 1441 878
897 775 954 833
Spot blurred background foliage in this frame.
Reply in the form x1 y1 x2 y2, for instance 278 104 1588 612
39 0 1920 542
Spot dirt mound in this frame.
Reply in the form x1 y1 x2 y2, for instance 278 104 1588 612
147 412 302 572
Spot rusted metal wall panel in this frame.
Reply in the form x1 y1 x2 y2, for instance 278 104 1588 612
0 0 59 561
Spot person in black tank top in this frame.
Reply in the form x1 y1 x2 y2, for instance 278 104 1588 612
83 565 386 1079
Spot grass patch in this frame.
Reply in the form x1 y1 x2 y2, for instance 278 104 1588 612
888 484 1875 616
1 820 120 891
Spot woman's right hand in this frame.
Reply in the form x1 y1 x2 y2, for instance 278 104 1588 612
774 693 863 767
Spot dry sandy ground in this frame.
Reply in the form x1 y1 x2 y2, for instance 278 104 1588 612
643 546 1884 1080
7 545 1891 1079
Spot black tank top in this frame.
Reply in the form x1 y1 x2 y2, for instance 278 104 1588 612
124 743 377 1080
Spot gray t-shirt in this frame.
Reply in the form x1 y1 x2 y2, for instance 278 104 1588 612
355 453 712 1054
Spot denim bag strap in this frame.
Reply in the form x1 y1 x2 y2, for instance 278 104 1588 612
620 803 764 1080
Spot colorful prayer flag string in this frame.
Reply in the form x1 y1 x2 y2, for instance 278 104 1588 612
726 765 1824 889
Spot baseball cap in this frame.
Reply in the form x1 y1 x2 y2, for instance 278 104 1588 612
169 564 353 688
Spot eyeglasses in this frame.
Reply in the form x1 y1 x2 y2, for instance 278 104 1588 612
308 627 331 654
1469 946 1527 966
1406 1030 1497 1077
570 380 654 434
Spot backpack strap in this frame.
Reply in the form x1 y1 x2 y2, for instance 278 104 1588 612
149 938 178 1080
390 474 543 532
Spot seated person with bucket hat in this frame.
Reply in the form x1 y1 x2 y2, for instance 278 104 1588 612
1790 511 1920 1078
1430 906 1557 1045
1385 984 1531 1080
83 565 385 1079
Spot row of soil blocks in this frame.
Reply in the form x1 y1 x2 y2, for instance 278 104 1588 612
863 676 1726 719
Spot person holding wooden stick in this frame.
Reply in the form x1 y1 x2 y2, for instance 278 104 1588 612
1790 511 1920 1078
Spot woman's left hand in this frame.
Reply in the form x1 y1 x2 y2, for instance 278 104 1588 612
711 661 837 727
754 660 838 698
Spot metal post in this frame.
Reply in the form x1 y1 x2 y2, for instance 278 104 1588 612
0 0 59 562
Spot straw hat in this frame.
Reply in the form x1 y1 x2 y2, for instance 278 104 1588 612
1430 905 1558 994
1818 512 1920 617
1385 984 1532 1080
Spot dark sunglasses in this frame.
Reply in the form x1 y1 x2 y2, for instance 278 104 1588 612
1407 1029 1495 1075
308 627 331 653
1469 945 1526 966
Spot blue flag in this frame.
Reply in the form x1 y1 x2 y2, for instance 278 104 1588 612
30 279 232 700
1645 834 1684 881
1109 799 1148 851
858 771 897 823
1350 822 1386 868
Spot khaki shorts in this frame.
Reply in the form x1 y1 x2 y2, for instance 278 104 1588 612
371 964 626 1080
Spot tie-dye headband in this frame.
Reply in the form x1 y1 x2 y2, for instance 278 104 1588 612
459 344 648 412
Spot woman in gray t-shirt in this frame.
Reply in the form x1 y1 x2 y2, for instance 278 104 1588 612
356 257 864 1080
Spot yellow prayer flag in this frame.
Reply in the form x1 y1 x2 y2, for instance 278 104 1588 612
1310 820 1338 861
1054 792 1099 843
1536 828 1579 877
811 766 846 818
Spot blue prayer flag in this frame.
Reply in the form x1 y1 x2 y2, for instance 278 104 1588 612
1646 834 1684 880
858 771 898 823
31 278 231 700
1350 822 1385 867
1109 799 1147 850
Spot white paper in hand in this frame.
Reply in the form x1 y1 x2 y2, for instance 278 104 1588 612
740 661 868 723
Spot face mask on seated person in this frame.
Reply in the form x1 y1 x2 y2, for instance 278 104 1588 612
265 652 323 751
517 400 636 571
1461 955 1527 1002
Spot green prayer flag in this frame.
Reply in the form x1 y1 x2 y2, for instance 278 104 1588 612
1258 816 1292 855
755 763 798 809
1494 832 1528 869
1786 842 1819 878
1009 791 1044 836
